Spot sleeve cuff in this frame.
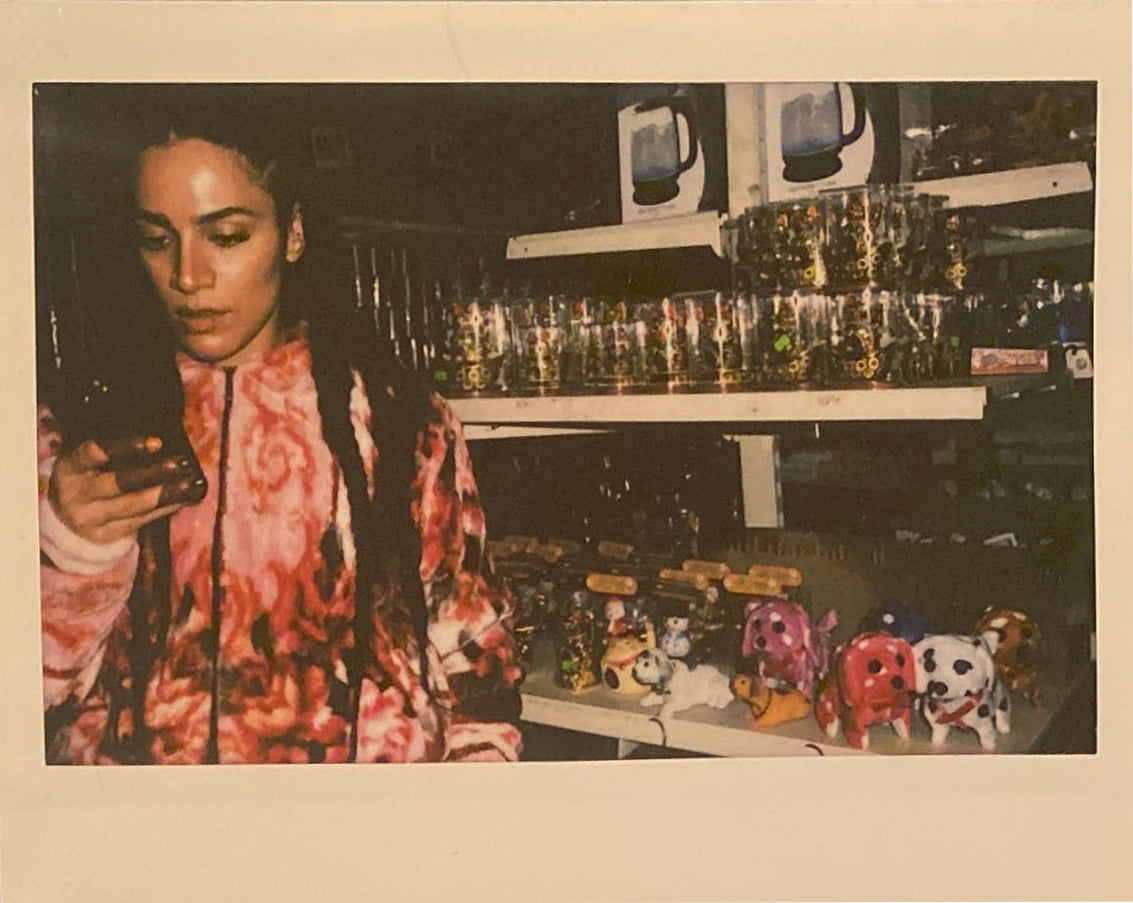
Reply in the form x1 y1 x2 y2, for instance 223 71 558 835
39 480 137 576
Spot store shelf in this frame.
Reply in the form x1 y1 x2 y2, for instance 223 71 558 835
450 384 987 427
519 657 1068 758
462 424 607 441
914 161 1093 209
982 226 1094 258
505 211 727 260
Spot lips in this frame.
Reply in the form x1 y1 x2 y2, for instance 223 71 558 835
177 309 230 335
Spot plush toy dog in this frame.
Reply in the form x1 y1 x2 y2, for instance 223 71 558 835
857 600 932 645
740 599 838 699
632 648 733 720
974 607 1042 706
731 672 812 729
913 632 1012 751
815 631 917 750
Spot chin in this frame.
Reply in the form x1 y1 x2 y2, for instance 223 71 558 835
179 333 242 364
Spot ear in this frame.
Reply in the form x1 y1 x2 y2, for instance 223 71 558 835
285 202 306 263
816 609 838 634
980 629 1000 656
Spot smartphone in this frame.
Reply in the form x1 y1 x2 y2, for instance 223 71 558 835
59 370 208 507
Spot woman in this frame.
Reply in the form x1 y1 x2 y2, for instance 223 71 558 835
37 102 524 764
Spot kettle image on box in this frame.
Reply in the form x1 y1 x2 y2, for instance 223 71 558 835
629 91 699 205
618 84 722 223
778 82 868 182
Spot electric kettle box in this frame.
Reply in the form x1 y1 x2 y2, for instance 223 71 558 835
726 82 901 211
617 84 728 224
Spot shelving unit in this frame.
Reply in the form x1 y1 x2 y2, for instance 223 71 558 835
913 161 1093 210
502 161 1092 262
519 645 1069 758
454 384 989 528
451 384 988 427
486 109 1095 758
505 210 726 261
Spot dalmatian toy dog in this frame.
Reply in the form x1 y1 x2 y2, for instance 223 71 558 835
741 599 838 700
815 631 917 750
632 648 733 720
913 632 1012 751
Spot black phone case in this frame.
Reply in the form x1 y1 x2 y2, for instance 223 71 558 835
56 368 207 496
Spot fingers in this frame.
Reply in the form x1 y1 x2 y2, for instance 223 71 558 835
99 435 164 464
96 475 206 524
81 499 188 546
68 439 112 472
70 475 206 545
66 436 163 474
111 456 197 495
118 500 194 536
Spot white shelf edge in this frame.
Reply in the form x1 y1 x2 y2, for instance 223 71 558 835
983 227 1094 258
506 210 727 260
450 385 988 426
914 161 1093 209
520 693 860 758
462 424 609 441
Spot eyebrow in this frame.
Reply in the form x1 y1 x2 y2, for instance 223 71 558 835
135 206 260 228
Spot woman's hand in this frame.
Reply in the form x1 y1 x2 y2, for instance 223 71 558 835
47 436 206 545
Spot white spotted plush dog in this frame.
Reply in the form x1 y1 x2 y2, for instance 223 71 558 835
913 631 1012 751
632 648 733 720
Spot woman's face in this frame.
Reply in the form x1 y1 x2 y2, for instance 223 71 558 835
134 137 304 367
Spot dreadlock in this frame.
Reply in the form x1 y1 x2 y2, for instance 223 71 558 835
300 221 436 762
62 89 437 763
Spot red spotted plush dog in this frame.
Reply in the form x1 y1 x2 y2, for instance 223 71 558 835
816 631 917 750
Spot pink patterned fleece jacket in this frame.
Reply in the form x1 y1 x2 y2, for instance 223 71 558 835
38 331 524 764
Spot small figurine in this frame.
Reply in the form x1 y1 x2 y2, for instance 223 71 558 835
815 631 917 750
740 599 838 700
600 621 657 695
659 615 693 661
730 672 811 729
974 607 1042 706
913 632 1012 751
604 597 630 637
857 599 932 645
631 648 734 720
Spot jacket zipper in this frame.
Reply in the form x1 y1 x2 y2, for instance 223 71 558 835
205 368 236 764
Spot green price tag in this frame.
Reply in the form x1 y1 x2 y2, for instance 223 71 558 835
950 336 960 348
774 334 791 353
433 369 449 381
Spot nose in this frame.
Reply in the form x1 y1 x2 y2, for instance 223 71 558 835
755 635 767 649
928 680 948 696
171 237 215 294
890 676 905 690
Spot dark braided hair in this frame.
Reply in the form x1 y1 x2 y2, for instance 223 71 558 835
83 90 437 762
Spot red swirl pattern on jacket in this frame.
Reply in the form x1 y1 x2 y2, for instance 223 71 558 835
38 328 523 764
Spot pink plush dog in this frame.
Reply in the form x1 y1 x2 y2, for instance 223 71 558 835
740 599 838 700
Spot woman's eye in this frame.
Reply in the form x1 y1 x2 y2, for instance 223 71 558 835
139 234 171 252
210 231 250 248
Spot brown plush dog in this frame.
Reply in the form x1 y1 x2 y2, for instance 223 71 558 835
731 672 812 729
974 607 1043 706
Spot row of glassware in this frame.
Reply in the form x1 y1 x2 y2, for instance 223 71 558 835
722 186 980 294
449 288 972 395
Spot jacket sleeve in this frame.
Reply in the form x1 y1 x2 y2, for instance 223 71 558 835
37 403 139 712
414 395 525 762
